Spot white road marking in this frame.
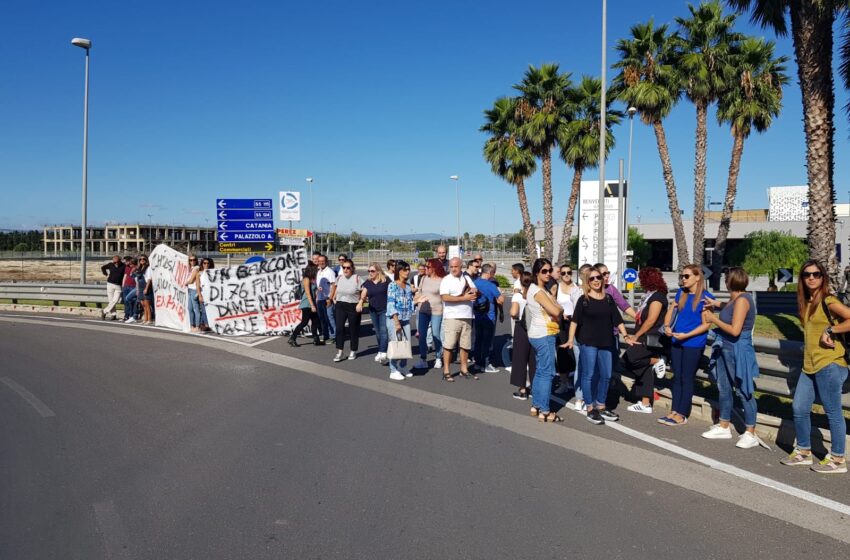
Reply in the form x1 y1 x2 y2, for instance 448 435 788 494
0 376 56 417
549 394 850 517
93 500 132 559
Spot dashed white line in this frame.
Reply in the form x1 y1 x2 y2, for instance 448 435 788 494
0 376 56 417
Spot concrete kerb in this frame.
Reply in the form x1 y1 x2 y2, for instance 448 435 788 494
0 303 103 317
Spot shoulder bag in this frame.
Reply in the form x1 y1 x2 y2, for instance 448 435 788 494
387 328 413 361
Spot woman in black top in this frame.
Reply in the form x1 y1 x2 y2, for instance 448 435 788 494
567 267 633 425
360 263 391 364
624 267 669 414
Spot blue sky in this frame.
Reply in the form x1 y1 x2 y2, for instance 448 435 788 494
2 0 849 236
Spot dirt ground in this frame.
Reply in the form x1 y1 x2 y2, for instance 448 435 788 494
0 260 109 282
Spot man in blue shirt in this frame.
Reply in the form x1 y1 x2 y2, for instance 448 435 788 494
472 264 504 374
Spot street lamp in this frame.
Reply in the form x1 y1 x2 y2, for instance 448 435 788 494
72 37 91 284
306 177 314 253
621 105 637 288
450 175 460 248
597 0 608 265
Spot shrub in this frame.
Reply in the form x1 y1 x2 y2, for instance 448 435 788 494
495 274 512 289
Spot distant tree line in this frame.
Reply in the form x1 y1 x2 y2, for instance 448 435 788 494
0 230 41 251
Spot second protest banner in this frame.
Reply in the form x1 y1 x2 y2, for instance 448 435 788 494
201 248 307 335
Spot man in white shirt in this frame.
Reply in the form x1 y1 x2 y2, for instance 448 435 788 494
316 255 338 342
440 257 478 379
511 263 524 293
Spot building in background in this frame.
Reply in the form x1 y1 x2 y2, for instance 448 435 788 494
42 224 216 255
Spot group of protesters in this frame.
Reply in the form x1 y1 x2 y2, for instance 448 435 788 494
99 253 216 332
284 247 848 475
288 246 506 382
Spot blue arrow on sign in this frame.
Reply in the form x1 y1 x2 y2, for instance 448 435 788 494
216 231 276 242
217 220 273 231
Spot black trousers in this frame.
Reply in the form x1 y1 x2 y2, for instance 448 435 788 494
334 301 361 352
510 324 536 390
292 308 319 340
624 342 656 400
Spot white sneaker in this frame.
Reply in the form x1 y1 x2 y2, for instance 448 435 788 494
404 370 413 378
348 351 356 360
484 364 498 373
627 402 653 414
374 353 381 362
736 432 760 449
504 366 512 373
125 317 137 324
389 371 405 381
701 424 733 440
653 358 667 379
573 399 585 411
434 358 443 369
333 351 344 362
414 359 429 370
379 353 389 365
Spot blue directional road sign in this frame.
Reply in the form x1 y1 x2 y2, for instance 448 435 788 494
216 198 275 249
622 268 638 283
216 231 275 242
216 209 273 221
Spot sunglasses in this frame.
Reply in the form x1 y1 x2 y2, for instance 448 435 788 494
342 266 352 270
601 271 610 276
368 269 376 273
802 271 823 279
561 271 572 276
540 268 552 274
589 275 602 281
680 274 692 280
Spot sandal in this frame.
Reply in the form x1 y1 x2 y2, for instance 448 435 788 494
530 406 540 417
539 412 564 423
442 372 455 383
460 371 479 380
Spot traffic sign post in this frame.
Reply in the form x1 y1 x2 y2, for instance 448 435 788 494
216 198 275 254
623 268 638 307
778 268 793 283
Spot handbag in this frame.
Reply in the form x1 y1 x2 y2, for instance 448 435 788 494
387 329 413 361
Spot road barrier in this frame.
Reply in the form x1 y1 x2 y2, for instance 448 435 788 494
0 282 108 306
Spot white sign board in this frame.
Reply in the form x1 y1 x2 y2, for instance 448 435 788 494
279 191 301 221
577 180 621 280
201 248 308 336
149 244 192 333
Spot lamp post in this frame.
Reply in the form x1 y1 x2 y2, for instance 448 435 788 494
306 177 314 253
72 37 91 283
621 106 637 289
450 175 460 248
596 0 607 265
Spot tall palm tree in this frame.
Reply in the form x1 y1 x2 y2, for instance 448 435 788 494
676 1 740 265
728 0 843 280
481 97 538 257
710 38 789 287
614 20 690 268
555 77 622 264
514 64 572 260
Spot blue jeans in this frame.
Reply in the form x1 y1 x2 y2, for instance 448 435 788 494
370 309 388 353
418 312 442 359
716 343 758 427
387 318 411 373
573 345 583 402
670 345 704 417
473 317 496 367
188 288 201 328
792 363 848 457
579 344 614 408
327 302 336 338
530 335 557 412
317 300 332 340
122 287 135 319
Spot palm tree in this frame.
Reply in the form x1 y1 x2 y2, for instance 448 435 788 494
514 64 572 260
728 0 843 280
676 1 740 265
710 38 789 288
481 97 538 257
614 20 690 268
555 77 622 264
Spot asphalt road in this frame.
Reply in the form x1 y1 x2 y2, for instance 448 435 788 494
1 313 849 559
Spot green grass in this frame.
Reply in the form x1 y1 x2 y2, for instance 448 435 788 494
752 313 802 341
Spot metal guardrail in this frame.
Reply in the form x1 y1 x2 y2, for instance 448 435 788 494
0 283 108 306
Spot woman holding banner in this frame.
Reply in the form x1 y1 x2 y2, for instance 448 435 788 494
289 264 322 346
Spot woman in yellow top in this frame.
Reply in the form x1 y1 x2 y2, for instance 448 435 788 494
781 260 849 474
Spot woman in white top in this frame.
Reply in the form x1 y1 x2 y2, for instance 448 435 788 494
329 259 363 361
555 264 579 394
526 259 565 422
509 272 536 400
183 256 202 332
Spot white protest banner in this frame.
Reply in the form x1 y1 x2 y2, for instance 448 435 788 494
201 248 307 336
149 244 191 332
